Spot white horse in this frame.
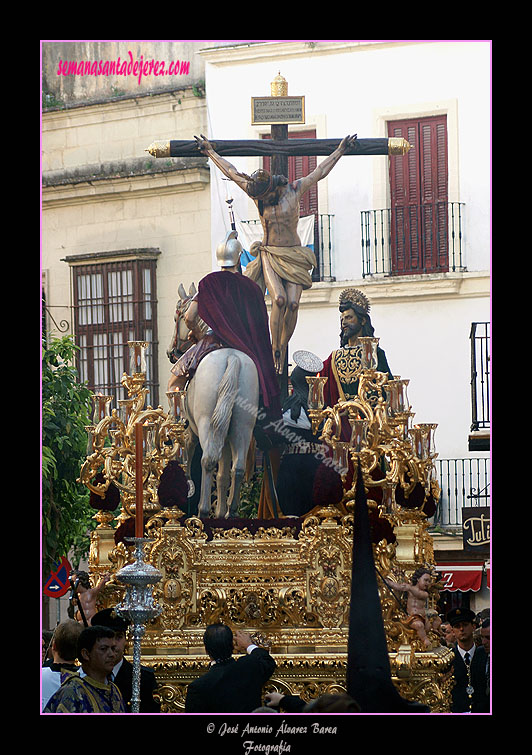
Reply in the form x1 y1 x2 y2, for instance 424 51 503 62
187 348 259 518
170 285 259 518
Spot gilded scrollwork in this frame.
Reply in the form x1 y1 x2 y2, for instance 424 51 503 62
93 490 452 711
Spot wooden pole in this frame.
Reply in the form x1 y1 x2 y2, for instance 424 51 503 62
270 124 288 178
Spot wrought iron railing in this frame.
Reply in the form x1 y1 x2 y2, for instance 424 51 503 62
432 457 490 528
361 202 466 277
241 214 335 282
470 322 490 432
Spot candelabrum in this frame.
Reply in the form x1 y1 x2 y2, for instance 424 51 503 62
115 536 163 713
306 337 440 516
79 341 189 528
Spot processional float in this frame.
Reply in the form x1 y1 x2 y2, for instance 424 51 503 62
80 339 454 712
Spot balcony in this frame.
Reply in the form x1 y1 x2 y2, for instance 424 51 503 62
432 457 490 529
240 214 335 282
361 202 466 277
469 321 490 451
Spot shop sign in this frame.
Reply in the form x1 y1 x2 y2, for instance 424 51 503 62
462 506 490 551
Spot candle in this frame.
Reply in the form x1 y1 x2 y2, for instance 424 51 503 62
166 390 186 422
349 417 368 452
85 426 95 455
135 422 144 538
91 393 112 424
357 337 379 371
305 376 327 410
118 398 134 426
128 341 148 375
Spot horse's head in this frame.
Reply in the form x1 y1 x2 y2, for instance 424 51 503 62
167 283 198 363
167 283 209 362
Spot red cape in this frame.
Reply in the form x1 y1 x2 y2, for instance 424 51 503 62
197 271 281 416
321 353 342 413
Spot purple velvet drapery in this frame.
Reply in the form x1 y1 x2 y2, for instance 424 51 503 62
197 271 281 417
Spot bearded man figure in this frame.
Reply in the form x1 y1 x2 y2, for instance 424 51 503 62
320 287 393 420
194 133 358 374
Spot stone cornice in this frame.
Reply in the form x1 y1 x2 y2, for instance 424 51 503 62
42 164 210 207
199 40 422 65
295 271 490 309
43 156 208 188
62 247 161 265
42 86 202 123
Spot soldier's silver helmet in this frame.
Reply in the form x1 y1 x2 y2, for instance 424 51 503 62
216 230 243 268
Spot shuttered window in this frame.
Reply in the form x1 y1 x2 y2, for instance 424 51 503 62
70 256 159 408
388 115 449 274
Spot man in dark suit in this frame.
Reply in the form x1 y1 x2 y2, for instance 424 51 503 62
448 607 489 713
185 623 276 713
91 608 160 713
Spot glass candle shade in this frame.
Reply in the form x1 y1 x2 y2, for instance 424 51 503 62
85 426 96 455
118 398 135 427
306 376 328 410
395 413 413 441
91 394 113 424
408 427 425 459
332 441 351 476
167 390 187 422
357 337 379 371
349 417 368 452
382 482 396 512
415 423 438 459
128 341 148 375
174 444 188 468
386 378 410 417
142 423 157 456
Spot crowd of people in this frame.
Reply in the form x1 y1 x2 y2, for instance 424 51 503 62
42 608 160 713
437 607 490 713
42 607 490 714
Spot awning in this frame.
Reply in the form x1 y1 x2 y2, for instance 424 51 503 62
435 562 484 592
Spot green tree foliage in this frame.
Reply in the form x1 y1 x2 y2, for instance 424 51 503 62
42 335 95 578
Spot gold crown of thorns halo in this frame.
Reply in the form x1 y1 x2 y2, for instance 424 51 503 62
339 288 371 314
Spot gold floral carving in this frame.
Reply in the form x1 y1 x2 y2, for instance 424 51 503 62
92 506 453 712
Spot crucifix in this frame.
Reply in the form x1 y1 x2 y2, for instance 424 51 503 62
146 73 411 382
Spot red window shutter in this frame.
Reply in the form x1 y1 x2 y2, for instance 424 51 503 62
388 116 448 274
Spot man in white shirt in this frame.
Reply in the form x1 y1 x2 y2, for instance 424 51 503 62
41 619 83 711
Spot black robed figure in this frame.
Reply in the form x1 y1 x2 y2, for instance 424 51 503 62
347 463 430 713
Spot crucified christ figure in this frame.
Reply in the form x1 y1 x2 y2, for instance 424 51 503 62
194 133 357 374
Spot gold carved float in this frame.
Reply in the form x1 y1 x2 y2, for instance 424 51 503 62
84 341 454 712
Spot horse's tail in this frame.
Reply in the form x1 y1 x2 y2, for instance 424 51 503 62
202 354 241 468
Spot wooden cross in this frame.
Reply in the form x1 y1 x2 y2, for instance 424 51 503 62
145 135 412 167
147 77 410 404
146 70 410 176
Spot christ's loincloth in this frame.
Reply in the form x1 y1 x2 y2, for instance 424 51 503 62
244 243 317 292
